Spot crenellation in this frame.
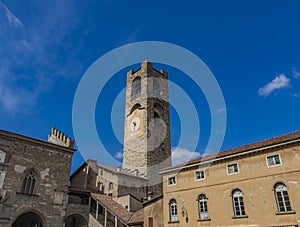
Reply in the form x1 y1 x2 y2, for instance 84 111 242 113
48 127 74 148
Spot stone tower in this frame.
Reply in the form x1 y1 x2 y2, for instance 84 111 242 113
123 60 171 195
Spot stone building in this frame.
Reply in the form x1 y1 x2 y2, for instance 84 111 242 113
160 131 300 227
0 128 75 227
69 159 147 212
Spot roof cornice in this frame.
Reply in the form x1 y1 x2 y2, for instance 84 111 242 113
159 137 300 174
0 129 75 154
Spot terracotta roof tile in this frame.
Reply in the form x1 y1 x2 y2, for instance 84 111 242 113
129 208 144 224
163 131 300 171
91 193 132 222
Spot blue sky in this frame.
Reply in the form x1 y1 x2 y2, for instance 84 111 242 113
0 1 300 172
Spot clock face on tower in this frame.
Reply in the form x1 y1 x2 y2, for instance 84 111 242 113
130 117 141 132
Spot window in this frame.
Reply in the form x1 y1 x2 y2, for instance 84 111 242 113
21 170 36 195
169 199 178 222
0 171 6 189
227 163 239 174
267 154 281 167
131 76 141 99
198 194 209 220
148 217 153 227
232 189 246 217
99 183 104 191
195 170 205 180
0 150 6 163
108 182 113 190
168 176 176 185
274 183 292 213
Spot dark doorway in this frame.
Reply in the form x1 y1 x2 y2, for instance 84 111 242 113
12 211 44 227
65 214 87 227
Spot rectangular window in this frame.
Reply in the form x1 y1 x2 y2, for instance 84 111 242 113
195 170 205 180
0 151 6 163
168 176 176 185
267 154 281 167
227 163 239 174
148 217 153 227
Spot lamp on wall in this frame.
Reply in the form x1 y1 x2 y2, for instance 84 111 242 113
181 200 189 222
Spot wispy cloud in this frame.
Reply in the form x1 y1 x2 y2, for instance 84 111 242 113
172 147 200 165
114 152 123 159
0 1 83 115
258 74 291 97
0 1 23 28
292 70 300 79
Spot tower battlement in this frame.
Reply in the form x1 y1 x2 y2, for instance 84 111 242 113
48 127 74 148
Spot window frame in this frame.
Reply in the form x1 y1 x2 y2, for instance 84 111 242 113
169 199 178 222
266 154 282 167
227 163 239 175
21 170 36 195
198 194 209 220
131 76 141 100
232 189 246 217
274 183 293 213
167 176 176 186
195 170 205 181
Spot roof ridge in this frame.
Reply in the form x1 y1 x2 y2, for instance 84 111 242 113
162 130 300 171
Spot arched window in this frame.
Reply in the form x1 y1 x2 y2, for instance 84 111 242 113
274 183 292 212
198 194 209 220
232 189 246 217
131 76 141 100
109 182 114 190
169 199 178 222
21 170 36 195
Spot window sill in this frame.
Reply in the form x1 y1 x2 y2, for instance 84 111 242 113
197 218 211 222
276 211 296 215
168 220 179 224
232 215 248 219
16 192 39 197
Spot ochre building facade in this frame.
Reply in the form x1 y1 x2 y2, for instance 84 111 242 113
160 132 300 227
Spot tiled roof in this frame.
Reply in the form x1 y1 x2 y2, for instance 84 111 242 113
97 163 146 180
128 207 144 224
91 193 132 222
162 131 300 172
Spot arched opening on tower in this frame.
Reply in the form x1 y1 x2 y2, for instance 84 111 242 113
131 76 141 100
12 211 45 227
154 103 164 115
153 78 161 95
130 103 141 115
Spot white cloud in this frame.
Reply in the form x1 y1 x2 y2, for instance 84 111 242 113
0 1 23 28
258 74 291 97
114 152 123 159
292 70 300 79
172 147 201 165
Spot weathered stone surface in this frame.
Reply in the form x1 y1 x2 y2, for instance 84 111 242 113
123 61 172 196
0 129 74 227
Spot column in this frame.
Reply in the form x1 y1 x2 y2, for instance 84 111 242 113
104 209 107 227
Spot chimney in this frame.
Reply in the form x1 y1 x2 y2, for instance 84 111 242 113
48 127 74 148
